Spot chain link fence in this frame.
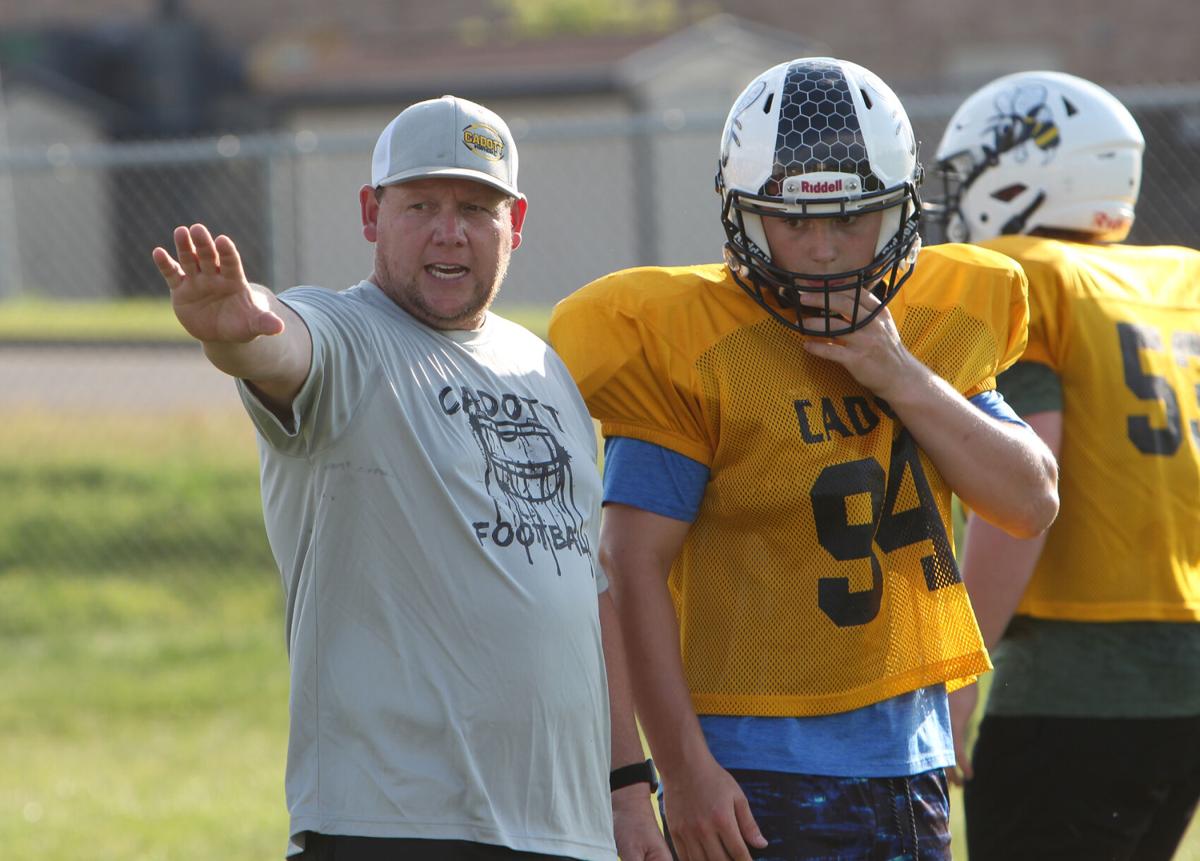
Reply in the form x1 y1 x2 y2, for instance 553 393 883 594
2 83 1199 305
1 82 1198 576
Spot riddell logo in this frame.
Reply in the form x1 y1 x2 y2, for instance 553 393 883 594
801 179 844 194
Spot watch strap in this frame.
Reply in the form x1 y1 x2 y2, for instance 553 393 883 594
610 758 659 792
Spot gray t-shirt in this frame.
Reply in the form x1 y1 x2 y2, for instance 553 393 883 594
237 282 615 860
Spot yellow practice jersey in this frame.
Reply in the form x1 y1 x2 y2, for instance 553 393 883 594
550 245 1029 716
984 235 1200 622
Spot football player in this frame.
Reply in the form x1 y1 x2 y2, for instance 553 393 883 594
936 70 1200 861
550 57 1059 860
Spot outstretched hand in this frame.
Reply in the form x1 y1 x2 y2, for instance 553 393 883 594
152 224 284 344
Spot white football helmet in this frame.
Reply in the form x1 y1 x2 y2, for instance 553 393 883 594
717 57 923 336
934 71 1143 243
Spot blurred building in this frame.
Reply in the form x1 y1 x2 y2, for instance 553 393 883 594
0 0 1198 300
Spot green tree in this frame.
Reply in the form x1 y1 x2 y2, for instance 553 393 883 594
499 0 683 38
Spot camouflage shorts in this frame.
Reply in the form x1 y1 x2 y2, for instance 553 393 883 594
660 768 951 861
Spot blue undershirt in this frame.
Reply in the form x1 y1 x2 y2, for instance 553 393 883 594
603 389 1025 777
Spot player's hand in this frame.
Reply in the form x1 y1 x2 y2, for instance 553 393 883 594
152 223 284 344
612 784 672 861
796 287 919 399
661 757 767 861
946 683 980 786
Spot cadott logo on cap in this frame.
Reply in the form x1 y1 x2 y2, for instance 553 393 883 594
462 123 505 161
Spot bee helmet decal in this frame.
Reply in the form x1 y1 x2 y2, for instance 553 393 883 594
934 71 1143 243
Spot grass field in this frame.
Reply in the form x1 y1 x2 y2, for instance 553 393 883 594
0 412 291 860
2 301 1197 859
0 297 553 342
0 298 193 343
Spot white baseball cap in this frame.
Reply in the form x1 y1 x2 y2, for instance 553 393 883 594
371 95 521 198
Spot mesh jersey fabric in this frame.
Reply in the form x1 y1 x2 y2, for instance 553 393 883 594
550 245 1029 716
603 435 955 774
983 235 1200 622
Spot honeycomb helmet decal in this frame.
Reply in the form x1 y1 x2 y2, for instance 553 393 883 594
765 64 881 198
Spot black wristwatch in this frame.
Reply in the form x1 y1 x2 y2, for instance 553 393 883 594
610 758 659 793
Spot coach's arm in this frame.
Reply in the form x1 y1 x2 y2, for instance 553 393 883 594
152 223 311 415
600 588 673 860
